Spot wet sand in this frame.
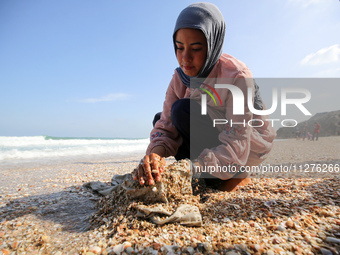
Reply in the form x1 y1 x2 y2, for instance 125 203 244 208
0 137 339 254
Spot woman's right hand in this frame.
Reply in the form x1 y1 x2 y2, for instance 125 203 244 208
133 153 166 186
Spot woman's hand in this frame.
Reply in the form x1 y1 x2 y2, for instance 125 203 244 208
133 153 166 185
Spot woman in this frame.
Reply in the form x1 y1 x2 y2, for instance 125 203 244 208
134 2 276 191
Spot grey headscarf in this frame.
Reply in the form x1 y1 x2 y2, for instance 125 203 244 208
173 2 226 87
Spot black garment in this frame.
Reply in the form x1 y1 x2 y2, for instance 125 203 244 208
153 99 223 185
153 98 220 160
152 112 162 127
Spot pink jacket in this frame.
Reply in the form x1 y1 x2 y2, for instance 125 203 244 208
146 53 276 179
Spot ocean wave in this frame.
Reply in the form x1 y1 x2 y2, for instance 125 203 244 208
0 136 149 160
43 135 141 141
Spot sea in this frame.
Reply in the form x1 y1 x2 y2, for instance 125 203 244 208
0 136 149 169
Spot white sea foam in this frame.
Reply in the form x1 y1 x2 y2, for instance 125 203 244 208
0 136 149 161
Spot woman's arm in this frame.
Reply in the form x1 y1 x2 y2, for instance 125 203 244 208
134 72 186 185
150 145 166 157
196 73 254 180
146 74 185 157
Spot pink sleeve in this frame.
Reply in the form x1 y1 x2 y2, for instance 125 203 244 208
198 72 257 179
146 74 185 157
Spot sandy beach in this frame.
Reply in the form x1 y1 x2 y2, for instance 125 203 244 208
1 137 339 254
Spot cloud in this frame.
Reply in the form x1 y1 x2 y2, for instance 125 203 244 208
315 67 340 77
300 44 340 66
78 93 130 103
288 0 332 8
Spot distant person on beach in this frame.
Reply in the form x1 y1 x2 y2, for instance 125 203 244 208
307 131 313 140
301 123 308 141
133 2 276 191
312 122 321 141
295 127 300 140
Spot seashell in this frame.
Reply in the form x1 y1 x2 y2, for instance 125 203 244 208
277 225 286 232
320 248 333 255
325 237 340 244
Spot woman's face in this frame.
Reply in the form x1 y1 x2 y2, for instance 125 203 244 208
175 28 207 77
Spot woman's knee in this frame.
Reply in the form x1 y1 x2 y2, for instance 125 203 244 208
152 112 162 127
171 99 190 126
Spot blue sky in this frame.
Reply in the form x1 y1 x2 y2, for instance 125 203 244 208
1 0 340 138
